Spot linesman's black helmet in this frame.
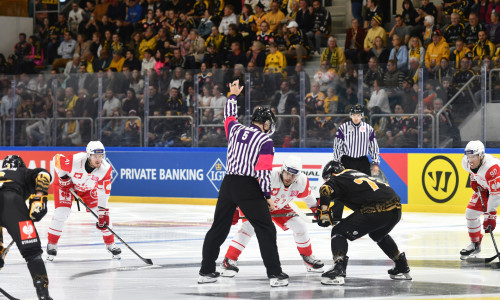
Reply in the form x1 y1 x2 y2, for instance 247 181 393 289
251 106 276 135
350 104 364 116
2 155 26 169
322 160 345 180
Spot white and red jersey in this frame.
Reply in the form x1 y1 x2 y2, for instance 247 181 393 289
270 167 317 210
53 152 112 208
462 153 500 212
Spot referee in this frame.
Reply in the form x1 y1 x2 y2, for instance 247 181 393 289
198 80 289 287
333 104 380 176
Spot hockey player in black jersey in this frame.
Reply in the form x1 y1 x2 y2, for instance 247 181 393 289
0 155 52 300
316 160 411 285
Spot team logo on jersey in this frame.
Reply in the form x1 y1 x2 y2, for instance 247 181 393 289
271 188 280 196
422 156 459 203
19 220 37 241
207 158 226 192
488 178 500 192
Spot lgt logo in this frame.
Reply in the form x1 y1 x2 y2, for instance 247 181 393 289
207 158 226 192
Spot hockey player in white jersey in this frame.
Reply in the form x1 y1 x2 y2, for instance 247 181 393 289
46 141 121 260
220 155 324 277
460 140 500 259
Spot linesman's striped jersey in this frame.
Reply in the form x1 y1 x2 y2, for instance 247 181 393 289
332 121 380 164
224 95 274 198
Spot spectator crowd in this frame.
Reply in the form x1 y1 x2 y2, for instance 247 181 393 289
1 0 498 148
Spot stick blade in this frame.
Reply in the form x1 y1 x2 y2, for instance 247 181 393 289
466 257 488 263
491 262 500 269
144 258 154 265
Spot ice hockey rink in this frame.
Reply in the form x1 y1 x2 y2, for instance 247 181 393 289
2 202 500 300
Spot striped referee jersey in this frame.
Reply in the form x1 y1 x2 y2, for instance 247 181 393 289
224 95 274 198
332 120 380 164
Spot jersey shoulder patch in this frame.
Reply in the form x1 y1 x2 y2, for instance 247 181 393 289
54 154 72 172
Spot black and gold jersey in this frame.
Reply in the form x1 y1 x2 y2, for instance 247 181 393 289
0 167 51 200
319 169 400 213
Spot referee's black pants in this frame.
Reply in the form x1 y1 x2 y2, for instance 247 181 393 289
341 155 371 176
200 175 283 277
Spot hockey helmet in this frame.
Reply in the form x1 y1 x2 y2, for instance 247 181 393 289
2 155 26 169
464 140 485 157
350 104 364 116
251 106 276 135
86 141 106 159
322 160 345 180
282 155 302 175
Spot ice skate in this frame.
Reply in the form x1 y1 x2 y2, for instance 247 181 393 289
106 243 122 259
46 244 57 261
388 252 412 280
321 256 348 285
460 242 481 260
269 272 289 287
198 271 220 284
33 276 53 300
220 257 239 277
301 254 324 272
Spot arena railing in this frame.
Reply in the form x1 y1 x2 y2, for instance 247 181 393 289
95 116 143 147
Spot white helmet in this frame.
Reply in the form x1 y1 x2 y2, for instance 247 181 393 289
86 141 106 158
465 140 485 157
282 155 302 175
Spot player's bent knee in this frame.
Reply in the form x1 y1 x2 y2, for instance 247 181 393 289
331 226 357 241
53 207 71 221
465 208 482 219
22 248 43 262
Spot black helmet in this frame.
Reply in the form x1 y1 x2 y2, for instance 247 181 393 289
251 106 276 135
350 104 364 116
2 155 26 169
322 160 345 180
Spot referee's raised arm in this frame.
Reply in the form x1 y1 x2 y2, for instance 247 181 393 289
199 80 288 287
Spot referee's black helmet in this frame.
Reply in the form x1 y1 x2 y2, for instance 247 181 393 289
350 104 364 116
322 160 345 180
2 155 26 169
251 106 276 135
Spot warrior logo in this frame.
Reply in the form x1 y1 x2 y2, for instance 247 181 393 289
207 158 226 192
422 156 459 203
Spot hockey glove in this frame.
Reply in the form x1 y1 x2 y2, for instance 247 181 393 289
0 243 4 270
315 207 333 227
96 206 110 230
232 208 240 225
29 194 48 222
58 176 73 193
484 212 497 233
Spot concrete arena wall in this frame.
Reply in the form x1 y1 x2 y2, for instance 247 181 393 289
0 147 497 214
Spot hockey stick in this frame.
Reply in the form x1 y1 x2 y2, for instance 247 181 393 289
476 187 500 268
69 189 153 265
289 202 317 223
0 287 19 300
466 253 499 264
1 240 15 263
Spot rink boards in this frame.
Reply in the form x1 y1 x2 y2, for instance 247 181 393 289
0 147 499 213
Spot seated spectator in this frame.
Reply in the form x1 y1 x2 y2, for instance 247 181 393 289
384 59 405 106
227 42 247 67
488 11 500 46
314 61 338 93
434 57 455 84
363 56 384 95
323 87 339 114
263 1 285 33
52 32 76 71
400 77 417 113
364 0 384 29
138 27 157 60
464 12 486 49
408 36 425 70
321 36 345 74
219 4 238 35
429 97 461 146
472 30 496 64
124 0 143 27
271 80 298 115
425 30 450 74
368 79 391 113
450 38 472 70
420 15 437 48
108 50 126 72
129 69 144 96
75 33 92 59
123 49 141 71
62 86 78 112
408 57 421 84
443 13 465 46
401 0 418 26
388 14 410 45
122 88 140 115
389 34 408 72
141 49 156 75
139 9 158 32
165 87 185 115
344 18 365 64
247 41 266 68
449 0 470 22
211 84 227 123
96 48 111 71
363 15 386 61
64 54 81 76
305 81 326 114
102 88 121 117
170 48 185 69
422 80 438 111
28 35 44 69
263 42 287 95
123 109 141 146
169 67 185 91
309 0 331 55
61 109 82 146
26 110 49 146
283 21 309 65
205 26 224 54
102 109 125 146
199 10 215 39
184 29 206 69
68 2 85 35
256 21 275 51
380 104 418 148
